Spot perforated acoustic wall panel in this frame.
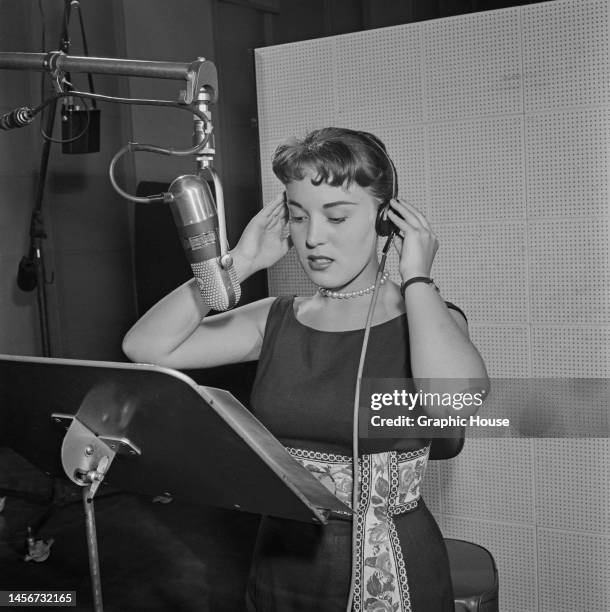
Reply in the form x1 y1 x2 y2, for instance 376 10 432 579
538 529 610 612
532 327 610 377
529 218 610 324
427 117 526 224
421 8 522 121
522 0 610 110
526 109 610 218
333 26 423 129
255 1 610 610
255 36 337 146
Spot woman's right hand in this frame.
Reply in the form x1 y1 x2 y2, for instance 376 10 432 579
123 195 289 367
232 192 292 276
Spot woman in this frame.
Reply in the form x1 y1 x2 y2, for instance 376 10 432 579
122 127 489 611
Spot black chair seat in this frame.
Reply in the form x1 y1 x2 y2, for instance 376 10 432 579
446 538 499 612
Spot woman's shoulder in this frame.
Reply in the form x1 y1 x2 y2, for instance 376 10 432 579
267 294 297 315
224 295 297 339
219 295 279 339
253 295 296 333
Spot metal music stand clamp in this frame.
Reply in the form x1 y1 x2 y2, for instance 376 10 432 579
0 354 351 612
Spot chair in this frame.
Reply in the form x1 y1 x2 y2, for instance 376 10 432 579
430 435 499 612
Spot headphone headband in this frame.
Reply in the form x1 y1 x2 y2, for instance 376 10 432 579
356 131 398 201
355 131 399 237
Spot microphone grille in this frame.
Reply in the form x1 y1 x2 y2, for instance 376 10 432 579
191 259 241 311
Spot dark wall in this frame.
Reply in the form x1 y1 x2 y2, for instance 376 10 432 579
271 0 552 43
0 1 43 355
0 0 134 360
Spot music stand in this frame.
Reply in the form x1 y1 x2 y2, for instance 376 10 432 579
0 354 351 611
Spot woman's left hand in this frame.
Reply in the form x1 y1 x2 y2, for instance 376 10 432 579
387 198 439 280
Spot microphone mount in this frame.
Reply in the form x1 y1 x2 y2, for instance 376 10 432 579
0 51 218 105
0 48 223 354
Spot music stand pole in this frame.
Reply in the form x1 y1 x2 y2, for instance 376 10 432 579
83 487 103 612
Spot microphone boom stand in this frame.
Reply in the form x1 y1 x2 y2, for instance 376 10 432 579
1 11 218 358
25 0 76 357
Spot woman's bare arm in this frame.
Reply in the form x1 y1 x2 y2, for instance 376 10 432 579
122 193 290 370
122 272 275 369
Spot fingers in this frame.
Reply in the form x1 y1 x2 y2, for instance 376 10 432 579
387 207 417 234
264 192 286 210
259 192 288 224
268 211 289 231
266 194 289 230
389 198 431 230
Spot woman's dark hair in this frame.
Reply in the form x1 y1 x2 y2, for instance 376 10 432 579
272 127 396 204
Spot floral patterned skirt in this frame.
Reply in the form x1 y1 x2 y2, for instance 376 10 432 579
245 447 454 612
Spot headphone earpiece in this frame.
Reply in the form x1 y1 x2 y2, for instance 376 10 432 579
375 202 395 237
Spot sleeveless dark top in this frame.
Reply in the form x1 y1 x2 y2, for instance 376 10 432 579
246 295 461 611
250 295 466 455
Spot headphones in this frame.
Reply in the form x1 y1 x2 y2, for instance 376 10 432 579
282 131 400 237
357 132 400 237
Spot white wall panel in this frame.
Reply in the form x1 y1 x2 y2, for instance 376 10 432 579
526 109 610 218
531 326 610 376
380 125 428 218
420 8 522 121
538 530 610 612
440 439 534 524
528 218 610 325
427 117 526 223
255 38 337 144
333 26 423 129
432 221 529 324
522 0 610 111
258 136 286 204
512 378 609 440
469 325 531 377
534 439 610 534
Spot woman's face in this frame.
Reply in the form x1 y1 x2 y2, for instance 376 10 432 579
285 174 379 291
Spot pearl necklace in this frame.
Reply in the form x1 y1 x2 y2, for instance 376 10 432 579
317 271 390 299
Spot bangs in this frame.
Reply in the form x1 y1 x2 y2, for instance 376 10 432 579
272 131 385 194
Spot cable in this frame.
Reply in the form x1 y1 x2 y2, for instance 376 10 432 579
29 88 213 202
108 145 171 204
345 233 394 612
108 122 214 204
73 0 97 106
29 89 211 153
67 90 207 116
31 89 209 141
52 90 210 153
